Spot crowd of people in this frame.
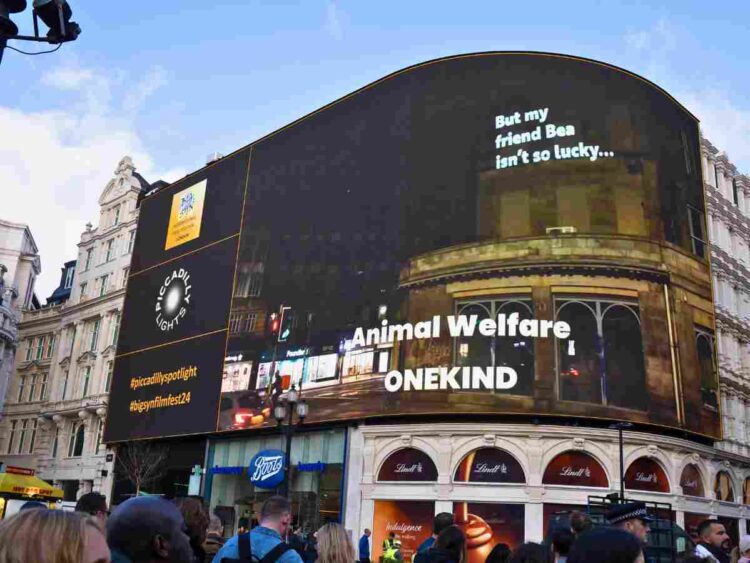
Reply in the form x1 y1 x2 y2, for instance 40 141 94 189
1 495 750 563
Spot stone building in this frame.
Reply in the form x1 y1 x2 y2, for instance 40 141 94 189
0 157 149 501
702 140 750 458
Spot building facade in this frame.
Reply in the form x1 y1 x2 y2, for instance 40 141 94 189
0 220 40 412
100 53 750 556
0 157 148 502
702 141 750 460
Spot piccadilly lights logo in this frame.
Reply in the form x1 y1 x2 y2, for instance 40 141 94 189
155 268 192 332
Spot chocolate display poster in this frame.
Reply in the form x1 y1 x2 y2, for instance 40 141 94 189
454 503 525 560
372 501 434 563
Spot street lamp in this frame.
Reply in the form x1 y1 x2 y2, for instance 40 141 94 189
274 385 308 497
609 421 634 502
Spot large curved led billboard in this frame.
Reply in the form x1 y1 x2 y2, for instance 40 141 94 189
104 52 719 443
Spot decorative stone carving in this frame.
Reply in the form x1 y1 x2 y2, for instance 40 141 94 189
691 453 700 462
78 410 90 420
95 407 107 418
399 434 411 446
647 445 659 457
482 434 495 445
572 438 585 450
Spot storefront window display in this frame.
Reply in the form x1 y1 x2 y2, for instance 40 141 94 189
542 451 609 488
372 500 434 563
377 448 438 482
680 464 705 497
453 502 525 560
714 471 735 502
206 429 345 536
453 448 525 484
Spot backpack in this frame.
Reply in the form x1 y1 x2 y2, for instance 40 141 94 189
221 532 293 563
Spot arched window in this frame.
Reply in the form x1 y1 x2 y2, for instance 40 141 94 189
556 299 645 409
453 448 525 483
680 464 705 497
625 457 670 493
455 299 534 395
696 329 718 409
714 471 735 502
377 448 437 482
543 451 609 488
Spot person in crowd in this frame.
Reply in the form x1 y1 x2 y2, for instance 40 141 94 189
77 492 110 527
203 515 226 563
238 517 250 535
568 512 592 538
384 532 398 551
732 535 750 563
212 495 303 563
415 513 456 563
485 543 511 563
173 497 211 562
107 496 193 563
551 527 574 563
317 523 356 563
359 528 372 563
426 525 466 563
289 527 307 559
605 502 652 543
694 519 732 563
303 531 318 563
18 500 47 511
567 528 644 563
0 508 111 563
508 543 551 563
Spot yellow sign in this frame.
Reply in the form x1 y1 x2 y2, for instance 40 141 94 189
165 180 207 250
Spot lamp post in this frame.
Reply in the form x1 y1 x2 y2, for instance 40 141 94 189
274 385 308 498
609 421 633 502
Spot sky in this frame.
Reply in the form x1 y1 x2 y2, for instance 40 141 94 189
2 1 750 299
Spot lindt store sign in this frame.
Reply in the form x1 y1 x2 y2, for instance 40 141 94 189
624 458 669 493
378 448 438 482
542 451 608 488
454 448 526 483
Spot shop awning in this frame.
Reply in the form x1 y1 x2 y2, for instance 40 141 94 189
0 473 63 499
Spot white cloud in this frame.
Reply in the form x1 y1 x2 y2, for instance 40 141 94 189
324 0 343 40
0 63 185 301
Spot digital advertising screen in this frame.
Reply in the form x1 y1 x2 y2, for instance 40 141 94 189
104 52 718 443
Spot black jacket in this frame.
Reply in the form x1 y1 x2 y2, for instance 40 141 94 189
697 542 731 563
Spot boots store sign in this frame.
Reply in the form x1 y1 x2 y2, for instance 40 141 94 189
248 449 286 489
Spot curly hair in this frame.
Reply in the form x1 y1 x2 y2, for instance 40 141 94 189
172 496 210 546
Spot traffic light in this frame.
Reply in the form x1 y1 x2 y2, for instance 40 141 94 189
278 306 292 343
0 1 26 37
268 313 280 336
33 0 80 43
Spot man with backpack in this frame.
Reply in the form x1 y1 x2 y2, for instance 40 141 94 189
212 496 303 563
413 513 454 563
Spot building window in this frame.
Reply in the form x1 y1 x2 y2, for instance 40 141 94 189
17 375 25 403
556 298 646 410
35 336 45 360
89 319 100 351
110 312 121 346
454 298 535 396
68 423 85 457
229 313 243 334
244 312 257 333
113 205 121 226
99 274 109 296
696 328 718 409
39 374 48 401
81 366 92 397
7 420 17 453
27 420 37 453
236 271 263 298
84 248 93 271
121 267 129 288
24 339 33 362
18 420 28 454
105 239 115 262
28 375 37 402
68 325 77 356
61 371 69 400
126 230 136 254
95 419 104 453
104 361 113 392
732 179 739 206
51 427 59 458
45 334 55 359
687 206 706 259
80 282 88 300
64 266 75 289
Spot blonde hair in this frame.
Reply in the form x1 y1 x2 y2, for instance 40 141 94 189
317 523 355 563
0 509 102 563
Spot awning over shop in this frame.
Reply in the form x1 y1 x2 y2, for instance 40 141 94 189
0 473 63 499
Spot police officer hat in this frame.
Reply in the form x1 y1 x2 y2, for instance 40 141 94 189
605 501 653 525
